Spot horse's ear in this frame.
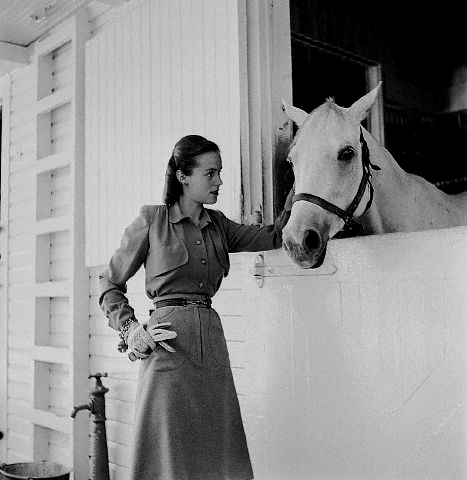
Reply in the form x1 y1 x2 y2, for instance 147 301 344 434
282 100 309 127
349 82 382 123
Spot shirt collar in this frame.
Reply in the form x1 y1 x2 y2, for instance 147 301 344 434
169 202 212 228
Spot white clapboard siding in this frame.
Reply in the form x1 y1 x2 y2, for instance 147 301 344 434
85 0 242 267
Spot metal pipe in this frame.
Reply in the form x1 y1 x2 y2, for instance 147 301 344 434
71 373 110 480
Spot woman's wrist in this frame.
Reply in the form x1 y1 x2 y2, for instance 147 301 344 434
120 318 138 343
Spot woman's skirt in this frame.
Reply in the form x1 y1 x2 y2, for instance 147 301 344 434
129 304 254 480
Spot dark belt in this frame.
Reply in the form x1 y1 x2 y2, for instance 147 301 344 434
154 297 212 309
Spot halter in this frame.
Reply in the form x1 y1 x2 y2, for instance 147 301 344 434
292 128 381 237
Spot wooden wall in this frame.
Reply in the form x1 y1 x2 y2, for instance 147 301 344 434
85 0 242 267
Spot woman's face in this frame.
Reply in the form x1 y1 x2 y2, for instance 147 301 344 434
182 151 223 205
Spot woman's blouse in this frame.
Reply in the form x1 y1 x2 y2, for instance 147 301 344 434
99 203 290 331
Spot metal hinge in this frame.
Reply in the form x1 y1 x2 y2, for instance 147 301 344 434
251 254 265 287
249 253 337 287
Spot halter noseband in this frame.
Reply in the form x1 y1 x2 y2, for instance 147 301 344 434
292 128 381 237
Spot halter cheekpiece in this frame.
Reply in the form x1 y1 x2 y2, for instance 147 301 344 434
292 127 381 237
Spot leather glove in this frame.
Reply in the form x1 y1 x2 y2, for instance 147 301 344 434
146 322 177 353
126 322 156 359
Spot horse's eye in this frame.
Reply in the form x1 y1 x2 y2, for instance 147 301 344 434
338 147 355 161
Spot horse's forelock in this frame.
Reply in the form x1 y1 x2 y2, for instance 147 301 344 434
290 99 345 152
311 100 345 125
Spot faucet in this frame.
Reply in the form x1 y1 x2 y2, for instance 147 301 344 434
71 373 110 480
70 401 92 418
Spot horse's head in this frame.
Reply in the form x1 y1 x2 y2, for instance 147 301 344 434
282 83 382 268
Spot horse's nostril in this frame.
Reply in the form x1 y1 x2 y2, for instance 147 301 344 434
303 229 321 252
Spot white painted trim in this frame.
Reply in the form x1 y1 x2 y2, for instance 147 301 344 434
0 73 11 462
34 152 71 174
239 0 292 224
0 42 29 65
367 64 385 145
268 0 293 220
32 409 72 434
89 0 141 33
68 9 90 480
28 8 90 473
36 86 73 115
32 346 72 365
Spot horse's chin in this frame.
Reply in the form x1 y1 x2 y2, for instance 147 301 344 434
285 243 328 269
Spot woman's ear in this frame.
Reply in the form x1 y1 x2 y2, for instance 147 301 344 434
176 169 186 185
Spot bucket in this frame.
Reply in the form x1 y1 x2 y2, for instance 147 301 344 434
0 461 70 480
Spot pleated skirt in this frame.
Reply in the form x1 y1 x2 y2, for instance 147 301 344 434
129 304 254 480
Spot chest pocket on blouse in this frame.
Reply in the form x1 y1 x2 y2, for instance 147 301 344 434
146 242 188 278
210 232 230 277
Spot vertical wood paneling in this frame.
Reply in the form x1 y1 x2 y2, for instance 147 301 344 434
0 74 11 461
85 0 242 266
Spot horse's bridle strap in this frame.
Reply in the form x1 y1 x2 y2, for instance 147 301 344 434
292 193 359 229
292 128 380 234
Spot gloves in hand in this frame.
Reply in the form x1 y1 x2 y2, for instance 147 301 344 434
146 322 177 353
126 322 156 359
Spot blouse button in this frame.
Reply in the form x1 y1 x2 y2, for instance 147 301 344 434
201 259 207 264
198 282 205 288
196 240 202 245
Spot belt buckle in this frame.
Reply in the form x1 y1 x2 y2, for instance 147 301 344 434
187 298 211 308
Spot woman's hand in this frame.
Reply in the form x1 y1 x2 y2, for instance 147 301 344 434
146 322 177 353
126 322 156 359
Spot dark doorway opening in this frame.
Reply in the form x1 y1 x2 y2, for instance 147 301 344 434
291 37 368 114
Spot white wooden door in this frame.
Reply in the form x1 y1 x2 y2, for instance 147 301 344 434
227 227 467 480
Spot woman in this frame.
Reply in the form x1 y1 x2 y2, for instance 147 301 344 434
98 135 292 480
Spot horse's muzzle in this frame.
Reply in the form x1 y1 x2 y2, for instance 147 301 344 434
283 227 328 269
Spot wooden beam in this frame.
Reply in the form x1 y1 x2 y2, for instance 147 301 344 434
0 41 29 65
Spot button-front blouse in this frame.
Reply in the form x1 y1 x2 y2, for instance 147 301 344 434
99 203 290 331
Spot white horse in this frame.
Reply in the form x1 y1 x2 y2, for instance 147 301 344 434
282 83 467 268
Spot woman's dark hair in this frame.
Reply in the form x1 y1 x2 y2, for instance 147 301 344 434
163 135 220 205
